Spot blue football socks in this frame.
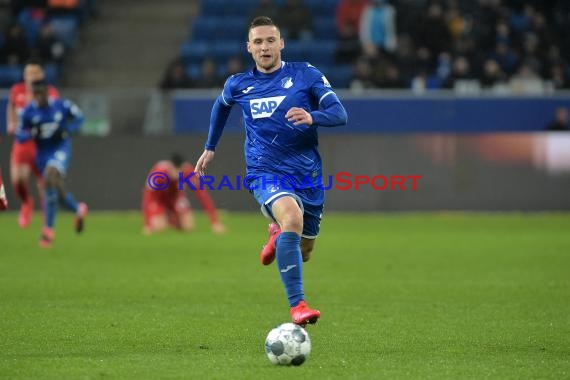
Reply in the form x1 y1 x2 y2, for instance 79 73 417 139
275 231 304 307
45 187 58 228
61 192 79 213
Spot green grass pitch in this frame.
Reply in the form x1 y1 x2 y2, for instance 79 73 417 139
1 211 569 379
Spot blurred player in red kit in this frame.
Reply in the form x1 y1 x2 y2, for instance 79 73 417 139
142 153 226 234
0 167 8 210
7 60 59 226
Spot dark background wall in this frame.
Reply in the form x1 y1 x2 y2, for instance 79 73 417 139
2 133 569 211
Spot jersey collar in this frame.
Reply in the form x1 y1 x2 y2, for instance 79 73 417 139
253 61 286 79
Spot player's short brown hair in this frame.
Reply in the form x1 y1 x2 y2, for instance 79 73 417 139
248 16 280 33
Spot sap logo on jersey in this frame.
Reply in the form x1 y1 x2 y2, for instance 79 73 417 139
250 96 286 119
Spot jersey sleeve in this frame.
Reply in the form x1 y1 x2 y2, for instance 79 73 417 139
219 75 237 106
6 85 19 134
304 64 348 128
62 99 84 134
15 108 34 142
305 63 337 105
205 76 236 151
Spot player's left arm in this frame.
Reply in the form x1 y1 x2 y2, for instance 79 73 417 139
6 87 18 135
14 109 35 142
286 67 348 127
62 99 84 135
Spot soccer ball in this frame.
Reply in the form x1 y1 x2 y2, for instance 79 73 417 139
264 323 311 366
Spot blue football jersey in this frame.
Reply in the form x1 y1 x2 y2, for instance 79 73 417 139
17 98 84 152
219 61 338 184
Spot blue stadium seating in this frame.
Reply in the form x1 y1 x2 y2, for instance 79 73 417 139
314 16 337 39
186 63 202 79
211 41 245 64
180 41 209 63
281 40 308 62
306 39 336 65
192 17 248 42
44 63 60 85
322 64 352 88
199 0 260 17
17 7 44 46
304 0 338 17
179 0 352 87
48 16 79 48
0 65 22 87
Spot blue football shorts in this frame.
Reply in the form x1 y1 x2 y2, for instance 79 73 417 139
247 174 324 239
37 147 71 176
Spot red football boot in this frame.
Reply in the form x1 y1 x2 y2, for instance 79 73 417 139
260 222 281 265
290 300 320 326
18 198 33 228
39 226 55 248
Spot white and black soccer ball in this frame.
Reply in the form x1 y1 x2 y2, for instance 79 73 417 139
264 323 311 366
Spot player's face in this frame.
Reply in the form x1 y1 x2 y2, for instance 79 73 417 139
33 86 49 107
24 65 45 86
247 25 284 73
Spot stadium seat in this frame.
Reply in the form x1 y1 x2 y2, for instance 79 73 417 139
314 16 337 39
48 15 79 48
212 41 243 64
44 63 60 85
282 41 308 62
304 0 339 17
0 65 22 87
192 17 248 41
325 64 352 88
186 63 202 79
180 41 208 63
306 39 336 65
17 7 46 46
199 0 257 17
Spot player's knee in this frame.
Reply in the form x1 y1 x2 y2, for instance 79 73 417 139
280 216 303 234
180 223 195 233
43 167 58 187
150 217 168 232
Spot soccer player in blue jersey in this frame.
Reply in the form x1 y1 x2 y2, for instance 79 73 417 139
195 16 348 326
16 80 88 248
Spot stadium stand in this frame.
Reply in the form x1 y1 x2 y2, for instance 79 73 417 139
0 0 97 87
165 0 570 92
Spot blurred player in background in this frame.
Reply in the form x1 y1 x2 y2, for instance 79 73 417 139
142 153 225 235
0 167 8 210
16 80 87 248
7 60 60 227
195 16 348 326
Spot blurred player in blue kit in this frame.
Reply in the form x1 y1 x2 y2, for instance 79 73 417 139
195 16 348 325
16 80 88 248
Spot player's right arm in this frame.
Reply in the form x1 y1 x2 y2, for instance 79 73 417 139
6 86 19 135
14 108 35 143
195 76 236 175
